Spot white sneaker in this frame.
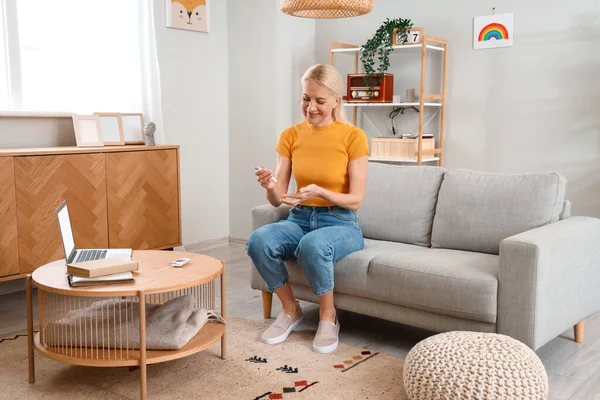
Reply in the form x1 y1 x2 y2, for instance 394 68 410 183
261 306 303 345
313 318 340 354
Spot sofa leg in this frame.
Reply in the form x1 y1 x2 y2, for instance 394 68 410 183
262 291 273 319
574 320 585 343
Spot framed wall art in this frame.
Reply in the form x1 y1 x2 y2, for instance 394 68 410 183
166 0 210 33
474 12 514 50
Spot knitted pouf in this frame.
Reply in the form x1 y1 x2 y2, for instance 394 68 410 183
403 331 549 400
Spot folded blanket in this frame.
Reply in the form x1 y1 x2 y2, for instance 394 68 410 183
45 294 225 350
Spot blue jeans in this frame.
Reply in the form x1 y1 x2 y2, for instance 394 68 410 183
246 205 365 297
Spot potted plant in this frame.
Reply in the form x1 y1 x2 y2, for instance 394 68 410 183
360 17 413 92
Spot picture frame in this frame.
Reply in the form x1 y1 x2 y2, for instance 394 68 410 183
473 13 514 50
166 0 210 33
94 113 125 146
72 115 103 147
120 113 145 145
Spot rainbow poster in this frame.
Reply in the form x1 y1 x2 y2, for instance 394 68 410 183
473 13 514 50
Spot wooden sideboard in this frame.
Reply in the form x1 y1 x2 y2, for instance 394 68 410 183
0 145 181 281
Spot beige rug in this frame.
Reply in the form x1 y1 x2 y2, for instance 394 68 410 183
0 316 406 399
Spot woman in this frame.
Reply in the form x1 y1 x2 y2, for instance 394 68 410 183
246 64 369 354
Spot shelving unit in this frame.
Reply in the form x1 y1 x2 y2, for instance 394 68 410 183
369 155 440 163
343 102 441 108
329 29 448 166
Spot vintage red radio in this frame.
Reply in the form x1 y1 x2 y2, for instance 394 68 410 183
346 73 394 103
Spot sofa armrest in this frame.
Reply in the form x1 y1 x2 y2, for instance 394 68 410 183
498 216 600 350
252 204 291 230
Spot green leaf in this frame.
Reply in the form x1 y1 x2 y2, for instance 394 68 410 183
359 17 414 93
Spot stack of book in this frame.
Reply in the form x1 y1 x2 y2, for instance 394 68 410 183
67 258 139 287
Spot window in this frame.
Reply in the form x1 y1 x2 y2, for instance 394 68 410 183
0 2 10 108
1 0 145 113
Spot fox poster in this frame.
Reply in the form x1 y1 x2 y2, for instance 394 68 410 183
166 0 209 33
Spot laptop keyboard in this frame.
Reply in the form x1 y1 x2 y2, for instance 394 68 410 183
74 249 107 263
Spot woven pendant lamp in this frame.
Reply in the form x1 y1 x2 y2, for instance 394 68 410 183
280 0 374 19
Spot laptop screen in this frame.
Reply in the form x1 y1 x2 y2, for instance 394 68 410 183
57 203 76 261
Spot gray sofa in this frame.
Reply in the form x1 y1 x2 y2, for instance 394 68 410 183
250 163 600 350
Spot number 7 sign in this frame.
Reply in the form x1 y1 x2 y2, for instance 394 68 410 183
392 27 423 46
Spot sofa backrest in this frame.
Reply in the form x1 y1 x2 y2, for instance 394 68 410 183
357 163 445 247
430 169 566 254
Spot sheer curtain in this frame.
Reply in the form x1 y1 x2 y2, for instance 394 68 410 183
0 2 11 108
1 0 164 143
138 0 165 145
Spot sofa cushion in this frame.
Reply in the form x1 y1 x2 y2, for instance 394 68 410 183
285 238 421 297
560 200 571 219
357 164 446 247
431 169 566 254
366 248 499 323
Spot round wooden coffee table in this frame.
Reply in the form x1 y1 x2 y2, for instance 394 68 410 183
25 250 226 400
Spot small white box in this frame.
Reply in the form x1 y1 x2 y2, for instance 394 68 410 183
170 258 191 267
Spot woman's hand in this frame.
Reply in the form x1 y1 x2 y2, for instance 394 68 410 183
255 166 276 190
281 184 323 206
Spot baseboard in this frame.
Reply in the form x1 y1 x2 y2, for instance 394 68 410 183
185 236 248 252
0 278 25 296
185 237 229 252
229 237 248 245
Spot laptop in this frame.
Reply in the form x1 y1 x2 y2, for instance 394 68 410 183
56 200 132 264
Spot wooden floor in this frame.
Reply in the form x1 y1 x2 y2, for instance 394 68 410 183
2 242 600 400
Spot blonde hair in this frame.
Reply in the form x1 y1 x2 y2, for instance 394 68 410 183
301 64 347 124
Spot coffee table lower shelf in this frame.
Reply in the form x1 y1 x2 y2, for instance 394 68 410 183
33 323 225 367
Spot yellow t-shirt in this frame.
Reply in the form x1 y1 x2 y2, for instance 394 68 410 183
275 120 369 207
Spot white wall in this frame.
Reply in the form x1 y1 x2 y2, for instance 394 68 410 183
228 0 315 240
275 8 317 135
316 0 600 217
154 0 230 245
